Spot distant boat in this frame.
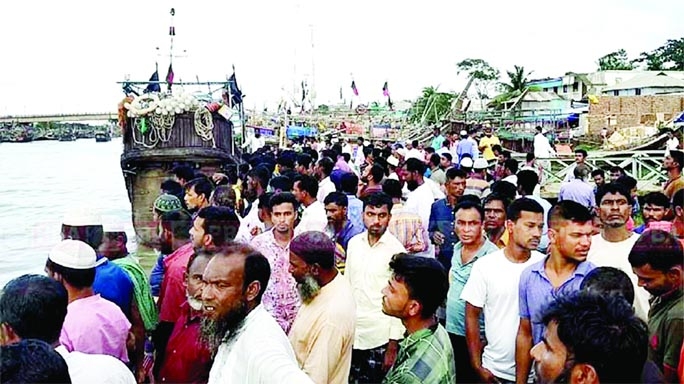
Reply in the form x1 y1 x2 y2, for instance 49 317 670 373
58 132 76 142
1 125 34 142
95 131 112 142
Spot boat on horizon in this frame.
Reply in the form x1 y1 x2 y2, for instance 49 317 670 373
95 130 111 142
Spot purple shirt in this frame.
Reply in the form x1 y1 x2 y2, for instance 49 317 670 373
334 157 353 173
558 179 596 207
519 258 595 344
60 294 131 362
250 230 301 334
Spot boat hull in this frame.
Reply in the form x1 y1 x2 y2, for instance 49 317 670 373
120 111 239 246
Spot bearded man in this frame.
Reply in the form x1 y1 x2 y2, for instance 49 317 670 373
200 243 313 384
286 231 356 384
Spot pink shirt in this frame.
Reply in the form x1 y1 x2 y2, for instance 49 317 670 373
60 294 131 363
250 230 300 333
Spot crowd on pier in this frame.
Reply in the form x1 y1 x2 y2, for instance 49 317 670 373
1 125 683 384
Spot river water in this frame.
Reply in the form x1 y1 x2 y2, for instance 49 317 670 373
0 137 140 287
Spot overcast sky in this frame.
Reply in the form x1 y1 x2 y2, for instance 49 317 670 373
0 0 682 115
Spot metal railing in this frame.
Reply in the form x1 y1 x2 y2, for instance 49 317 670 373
513 150 668 191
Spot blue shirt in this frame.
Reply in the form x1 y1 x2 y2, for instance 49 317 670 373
634 223 647 234
428 199 459 270
445 239 499 336
149 253 166 297
94 258 134 317
456 140 475 165
334 220 365 251
558 179 596 208
346 194 364 230
519 258 595 344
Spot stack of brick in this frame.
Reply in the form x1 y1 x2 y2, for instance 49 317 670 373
588 95 684 135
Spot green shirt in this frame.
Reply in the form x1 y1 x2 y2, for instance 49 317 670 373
383 324 456 384
648 289 684 372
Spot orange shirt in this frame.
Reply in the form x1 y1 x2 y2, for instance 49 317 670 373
664 175 684 199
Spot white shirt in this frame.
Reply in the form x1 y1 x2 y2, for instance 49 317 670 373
342 143 353 156
55 346 135 384
294 200 327 237
235 203 265 245
533 133 555 159
587 233 650 320
426 177 446 200
563 163 578 183
353 145 365 167
346 231 406 350
242 135 266 153
460 249 545 382
436 147 450 156
502 174 518 187
666 137 680 155
317 177 336 203
208 305 313 384
404 182 435 231
406 148 423 161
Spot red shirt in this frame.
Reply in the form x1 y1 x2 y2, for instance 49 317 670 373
158 243 194 323
158 302 212 383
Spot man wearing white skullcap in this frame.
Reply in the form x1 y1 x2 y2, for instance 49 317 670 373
45 240 132 364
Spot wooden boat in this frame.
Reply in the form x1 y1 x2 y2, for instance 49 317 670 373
95 131 111 142
117 8 245 248
119 94 241 247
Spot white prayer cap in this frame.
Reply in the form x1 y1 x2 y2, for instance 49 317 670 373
62 207 102 227
48 239 97 270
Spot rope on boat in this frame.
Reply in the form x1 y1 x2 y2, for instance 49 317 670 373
150 114 175 142
194 108 216 148
132 118 159 148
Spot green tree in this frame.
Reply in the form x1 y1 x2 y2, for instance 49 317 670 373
597 49 634 70
661 38 684 70
633 50 665 70
634 38 684 70
455 58 499 109
409 86 455 125
500 65 532 93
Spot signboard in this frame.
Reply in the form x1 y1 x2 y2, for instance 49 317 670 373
286 125 318 139
248 126 276 137
340 121 364 135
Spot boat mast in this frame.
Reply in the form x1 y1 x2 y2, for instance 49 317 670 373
309 24 316 110
167 8 175 92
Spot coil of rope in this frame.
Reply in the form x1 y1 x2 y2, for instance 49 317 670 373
132 118 160 148
150 114 175 142
194 108 216 148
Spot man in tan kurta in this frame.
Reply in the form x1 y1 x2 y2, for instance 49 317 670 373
663 150 684 199
287 231 356 384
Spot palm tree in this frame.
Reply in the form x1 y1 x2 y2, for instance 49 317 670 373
500 65 532 93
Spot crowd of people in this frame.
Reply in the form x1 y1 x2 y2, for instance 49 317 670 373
1 125 683 384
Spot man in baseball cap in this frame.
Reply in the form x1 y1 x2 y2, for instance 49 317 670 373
45 240 132 363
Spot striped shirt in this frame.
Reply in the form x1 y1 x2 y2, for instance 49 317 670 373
383 324 456 384
388 204 429 254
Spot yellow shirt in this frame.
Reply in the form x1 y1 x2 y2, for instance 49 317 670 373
346 231 406 350
479 136 501 161
490 229 509 249
289 274 356 384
